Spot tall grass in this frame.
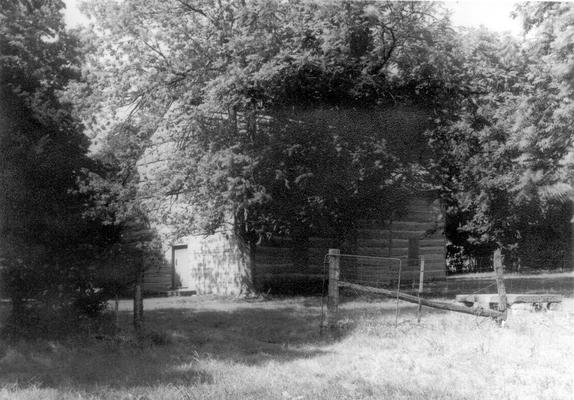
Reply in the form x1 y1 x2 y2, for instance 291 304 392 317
0 296 572 400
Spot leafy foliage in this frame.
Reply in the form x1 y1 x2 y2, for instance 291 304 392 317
70 0 574 272
429 6 574 266
0 0 127 333
73 0 459 245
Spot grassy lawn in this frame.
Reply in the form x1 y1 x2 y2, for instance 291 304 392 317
0 294 573 400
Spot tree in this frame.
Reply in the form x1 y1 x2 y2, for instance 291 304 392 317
73 0 574 275
427 28 530 258
509 2 574 268
428 5 574 269
79 121 166 334
0 0 116 333
72 0 459 251
512 2 574 188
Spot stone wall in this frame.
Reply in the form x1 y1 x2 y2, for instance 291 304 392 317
142 230 252 295
170 231 251 295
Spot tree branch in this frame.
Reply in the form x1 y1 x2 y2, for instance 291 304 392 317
175 0 218 27
141 39 172 69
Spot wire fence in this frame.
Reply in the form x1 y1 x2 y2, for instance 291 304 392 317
322 252 508 329
339 254 403 288
436 274 574 297
338 254 455 294
333 253 574 298
254 239 574 297
442 255 574 297
447 255 574 275
321 251 572 334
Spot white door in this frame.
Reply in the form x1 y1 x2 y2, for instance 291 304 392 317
173 246 194 289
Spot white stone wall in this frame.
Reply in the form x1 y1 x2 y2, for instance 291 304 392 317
171 231 252 295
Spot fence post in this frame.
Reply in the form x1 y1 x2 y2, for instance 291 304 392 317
493 249 508 325
417 256 425 323
327 248 340 330
133 263 144 335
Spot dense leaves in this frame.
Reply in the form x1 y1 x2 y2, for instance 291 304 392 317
0 0 125 333
73 0 459 246
430 5 574 267
68 0 574 271
5 0 573 339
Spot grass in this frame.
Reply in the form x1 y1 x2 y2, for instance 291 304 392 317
0 294 573 400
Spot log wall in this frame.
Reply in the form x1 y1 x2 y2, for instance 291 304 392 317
144 198 446 294
254 197 445 292
356 198 445 281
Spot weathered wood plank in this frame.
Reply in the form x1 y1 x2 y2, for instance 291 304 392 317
254 262 295 269
493 249 507 322
254 264 324 275
257 273 325 280
455 294 563 306
256 246 293 255
418 253 445 261
386 221 437 231
309 237 336 245
339 281 502 319
358 229 442 240
327 249 340 329
358 248 409 257
358 238 407 247
420 239 446 247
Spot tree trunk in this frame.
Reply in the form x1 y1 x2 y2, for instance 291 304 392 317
247 240 257 293
133 265 144 335
114 292 120 332
493 249 508 324
10 294 25 325
323 248 340 331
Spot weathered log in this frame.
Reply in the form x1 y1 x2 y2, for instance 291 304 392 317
339 281 503 319
133 265 144 335
493 249 507 323
417 256 425 323
326 249 340 329
455 294 562 306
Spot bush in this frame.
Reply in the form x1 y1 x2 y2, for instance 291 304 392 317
1 301 118 340
0 252 113 339
256 276 326 296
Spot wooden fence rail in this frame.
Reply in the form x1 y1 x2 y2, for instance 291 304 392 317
323 249 504 331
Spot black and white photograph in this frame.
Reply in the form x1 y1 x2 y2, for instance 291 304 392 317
1 0 573 399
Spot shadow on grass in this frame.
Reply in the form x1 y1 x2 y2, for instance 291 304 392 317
0 295 483 391
0 302 351 390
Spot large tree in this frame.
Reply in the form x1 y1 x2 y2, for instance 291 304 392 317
72 0 574 274
0 0 116 331
72 0 461 249
430 4 574 269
